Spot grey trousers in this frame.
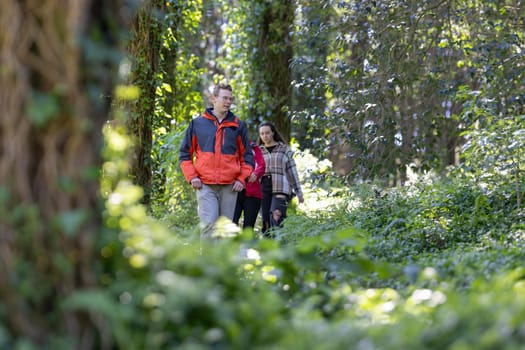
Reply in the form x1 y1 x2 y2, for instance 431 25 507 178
197 184 238 237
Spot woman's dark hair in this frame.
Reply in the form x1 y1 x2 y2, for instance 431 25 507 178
257 121 286 145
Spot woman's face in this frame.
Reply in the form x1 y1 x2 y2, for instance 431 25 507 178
259 125 274 145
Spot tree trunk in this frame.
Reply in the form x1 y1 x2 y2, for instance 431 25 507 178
252 0 295 141
127 0 164 206
0 0 128 348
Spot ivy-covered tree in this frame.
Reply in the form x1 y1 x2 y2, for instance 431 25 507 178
0 0 130 348
149 0 204 219
126 0 165 206
220 0 296 140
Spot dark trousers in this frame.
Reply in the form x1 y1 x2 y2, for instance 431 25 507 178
261 176 289 236
233 189 261 229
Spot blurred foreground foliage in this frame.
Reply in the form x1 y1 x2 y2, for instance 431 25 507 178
47 121 525 349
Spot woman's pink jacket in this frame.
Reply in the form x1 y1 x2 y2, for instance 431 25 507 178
246 143 265 199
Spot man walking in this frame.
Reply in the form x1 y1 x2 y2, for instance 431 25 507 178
179 83 254 236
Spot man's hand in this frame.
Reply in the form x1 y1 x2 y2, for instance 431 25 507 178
232 180 244 192
297 194 305 204
248 173 257 183
190 177 202 189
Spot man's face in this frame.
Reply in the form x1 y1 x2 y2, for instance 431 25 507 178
211 88 233 115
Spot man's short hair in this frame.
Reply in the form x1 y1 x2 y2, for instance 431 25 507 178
212 83 233 96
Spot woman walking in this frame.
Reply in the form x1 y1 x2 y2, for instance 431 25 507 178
233 141 266 230
257 121 304 236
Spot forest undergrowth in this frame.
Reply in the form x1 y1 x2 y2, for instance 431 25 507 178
85 129 525 350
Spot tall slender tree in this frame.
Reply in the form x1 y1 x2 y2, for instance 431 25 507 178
127 0 165 206
255 0 296 139
220 0 296 140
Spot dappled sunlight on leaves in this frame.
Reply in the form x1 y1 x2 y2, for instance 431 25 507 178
129 253 148 269
293 147 347 213
115 84 140 101
95 76 525 349
211 216 242 238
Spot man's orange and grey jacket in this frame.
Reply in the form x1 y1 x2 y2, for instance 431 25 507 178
179 108 254 186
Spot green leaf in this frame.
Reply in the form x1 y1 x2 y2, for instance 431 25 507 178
55 210 89 237
336 227 366 252
26 91 60 127
62 289 119 315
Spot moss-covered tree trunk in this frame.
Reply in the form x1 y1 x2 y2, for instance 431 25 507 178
0 1 128 348
251 0 295 140
127 0 164 206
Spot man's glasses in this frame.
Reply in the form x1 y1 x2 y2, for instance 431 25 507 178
218 96 234 102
